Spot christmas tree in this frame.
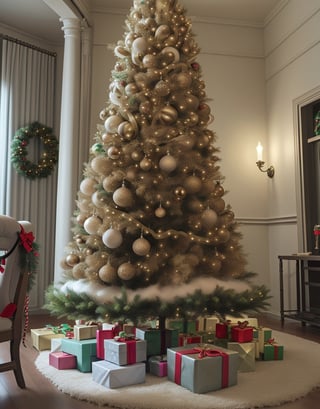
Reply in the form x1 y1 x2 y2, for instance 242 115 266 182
46 0 270 324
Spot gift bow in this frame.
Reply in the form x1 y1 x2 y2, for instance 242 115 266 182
116 331 136 342
194 346 226 359
265 337 276 345
19 225 35 253
237 320 249 329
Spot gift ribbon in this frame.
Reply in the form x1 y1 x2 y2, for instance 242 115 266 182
116 337 137 364
265 338 279 359
174 348 229 388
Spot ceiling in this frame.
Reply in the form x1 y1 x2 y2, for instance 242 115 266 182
0 0 282 44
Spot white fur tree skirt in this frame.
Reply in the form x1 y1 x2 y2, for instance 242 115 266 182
35 330 320 409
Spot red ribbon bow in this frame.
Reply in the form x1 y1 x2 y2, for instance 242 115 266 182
237 320 249 329
266 337 275 345
19 225 35 253
0 258 5 273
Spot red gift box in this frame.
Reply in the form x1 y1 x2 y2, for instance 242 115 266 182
96 329 116 359
49 351 76 370
215 321 233 339
231 321 253 343
178 334 202 346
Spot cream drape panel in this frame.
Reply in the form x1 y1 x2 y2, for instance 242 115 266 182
0 38 57 310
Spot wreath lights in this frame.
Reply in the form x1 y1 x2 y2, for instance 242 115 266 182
11 121 59 179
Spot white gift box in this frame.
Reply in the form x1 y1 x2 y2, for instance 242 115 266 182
51 337 63 352
92 360 145 389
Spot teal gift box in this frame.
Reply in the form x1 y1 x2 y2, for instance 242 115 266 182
167 344 239 394
61 338 97 372
263 342 284 361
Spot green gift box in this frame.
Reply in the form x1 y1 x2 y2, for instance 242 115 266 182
258 327 272 353
166 319 197 334
135 327 179 355
61 338 97 372
263 343 284 361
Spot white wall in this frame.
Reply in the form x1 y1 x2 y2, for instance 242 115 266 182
265 0 320 314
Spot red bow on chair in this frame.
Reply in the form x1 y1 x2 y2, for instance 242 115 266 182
19 225 35 253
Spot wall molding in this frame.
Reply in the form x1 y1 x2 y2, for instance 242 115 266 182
236 215 297 225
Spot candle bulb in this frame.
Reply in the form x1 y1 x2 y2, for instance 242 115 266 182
256 142 263 162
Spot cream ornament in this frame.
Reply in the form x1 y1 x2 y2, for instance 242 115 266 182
132 236 151 256
104 115 123 133
66 254 80 267
80 178 97 196
159 153 177 172
84 215 102 235
107 146 121 159
154 24 170 41
102 228 123 249
118 262 136 280
113 185 134 207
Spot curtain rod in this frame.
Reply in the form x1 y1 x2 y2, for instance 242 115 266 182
0 33 57 57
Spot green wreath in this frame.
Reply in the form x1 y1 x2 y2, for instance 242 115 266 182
11 122 59 179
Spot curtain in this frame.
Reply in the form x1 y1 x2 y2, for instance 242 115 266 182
0 37 57 310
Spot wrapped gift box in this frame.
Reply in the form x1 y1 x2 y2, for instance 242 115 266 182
258 327 273 353
135 328 161 356
225 316 258 329
49 351 77 370
135 327 178 356
198 331 215 344
104 338 147 366
74 324 98 341
148 355 167 377
227 342 255 372
96 329 117 359
215 322 233 339
167 344 239 394
92 360 145 389
263 341 284 361
231 324 253 343
197 316 219 332
51 337 64 352
178 334 202 346
61 338 97 372
31 328 65 351
166 319 197 334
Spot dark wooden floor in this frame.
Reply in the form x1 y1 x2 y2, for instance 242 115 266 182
1 313 320 409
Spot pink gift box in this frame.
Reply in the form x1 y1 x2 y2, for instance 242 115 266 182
148 356 167 377
96 329 116 359
49 351 76 370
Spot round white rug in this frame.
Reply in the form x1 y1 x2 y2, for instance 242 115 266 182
35 330 320 409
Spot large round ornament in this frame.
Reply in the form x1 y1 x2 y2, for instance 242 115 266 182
140 157 152 171
118 262 136 280
113 185 133 207
102 228 123 249
66 254 80 267
91 156 113 175
80 178 97 196
159 105 178 124
118 121 136 140
161 46 180 63
201 208 218 228
107 146 121 159
159 153 177 173
132 236 151 256
84 215 102 235
183 175 202 194
99 263 117 283
104 115 123 133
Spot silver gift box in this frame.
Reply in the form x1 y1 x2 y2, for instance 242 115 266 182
227 342 256 372
92 360 145 389
167 344 239 394
104 338 147 366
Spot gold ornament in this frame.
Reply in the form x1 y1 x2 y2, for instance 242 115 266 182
99 263 117 283
66 254 80 267
83 215 102 235
132 236 151 256
159 105 178 124
80 178 97 196
104 115 123 133
155 205 166 218
159 153 177 172
201 208 218 228
183 175 202 194
118 262 136 280
140 156 152 171
107 146 121 159
113 185 134 207
174 186 187 199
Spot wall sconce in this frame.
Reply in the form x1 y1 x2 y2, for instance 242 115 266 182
256 142 275 178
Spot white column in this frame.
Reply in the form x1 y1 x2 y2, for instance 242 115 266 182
54 18 81 282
